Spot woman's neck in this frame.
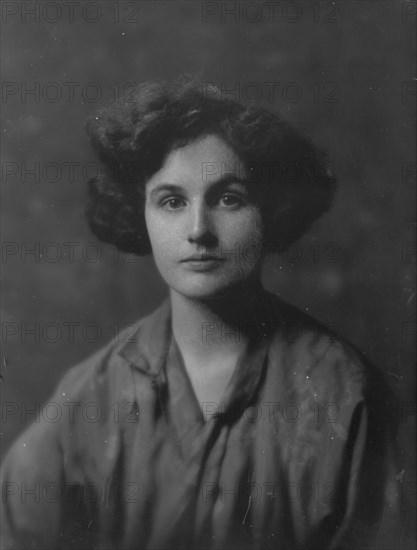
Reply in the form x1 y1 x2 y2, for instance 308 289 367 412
170 282 267 362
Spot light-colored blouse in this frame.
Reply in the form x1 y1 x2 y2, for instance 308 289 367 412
1 295 400 549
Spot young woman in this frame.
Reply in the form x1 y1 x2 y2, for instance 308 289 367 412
1 79 398 550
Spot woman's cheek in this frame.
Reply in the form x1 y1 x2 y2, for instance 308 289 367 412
238 215 264 250
147 214 177 254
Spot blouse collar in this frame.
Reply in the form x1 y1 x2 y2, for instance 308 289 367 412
117 298 173 380
117 294 278 420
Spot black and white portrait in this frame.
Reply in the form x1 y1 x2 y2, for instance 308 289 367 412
1 2 415 549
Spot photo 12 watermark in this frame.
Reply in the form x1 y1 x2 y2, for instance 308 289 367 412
1 2 142 24
201 1 342 24
201 80 342 105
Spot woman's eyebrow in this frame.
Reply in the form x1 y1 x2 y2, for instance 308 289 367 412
148 183 184 198
209 174 250 189
148 175 250 200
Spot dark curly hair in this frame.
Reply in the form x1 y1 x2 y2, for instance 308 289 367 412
85 77 336 255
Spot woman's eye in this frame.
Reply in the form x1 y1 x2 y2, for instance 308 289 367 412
161 197 185 210
219 194 242 207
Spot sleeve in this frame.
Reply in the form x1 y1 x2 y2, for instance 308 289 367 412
327 363 403 550
297 346 403 550
1 380 67 550
277 330 403 550
0 359 107 550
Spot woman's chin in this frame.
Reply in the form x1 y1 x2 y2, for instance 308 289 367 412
175 287 227 301
169 278 236 301
170 278 258 303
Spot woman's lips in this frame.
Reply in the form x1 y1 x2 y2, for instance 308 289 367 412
180 256 224 271
181 255 222 262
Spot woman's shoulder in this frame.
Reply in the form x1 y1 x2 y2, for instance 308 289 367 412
54 300 171 404
265 293 391 401
263 293 398 437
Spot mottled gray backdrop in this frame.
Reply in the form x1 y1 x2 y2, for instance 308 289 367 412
1 1 415 536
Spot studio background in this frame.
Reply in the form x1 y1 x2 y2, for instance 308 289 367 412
1 1 415 537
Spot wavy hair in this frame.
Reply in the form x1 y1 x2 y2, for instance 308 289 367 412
85 77 336 255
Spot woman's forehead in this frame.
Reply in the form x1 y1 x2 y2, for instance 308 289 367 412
146 134 247 190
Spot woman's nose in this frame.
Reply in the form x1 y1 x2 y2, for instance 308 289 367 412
187 202 216 244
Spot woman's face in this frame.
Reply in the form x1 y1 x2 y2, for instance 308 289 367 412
144 134 265 301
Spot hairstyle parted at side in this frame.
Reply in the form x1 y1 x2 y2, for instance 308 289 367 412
85 78 336 256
